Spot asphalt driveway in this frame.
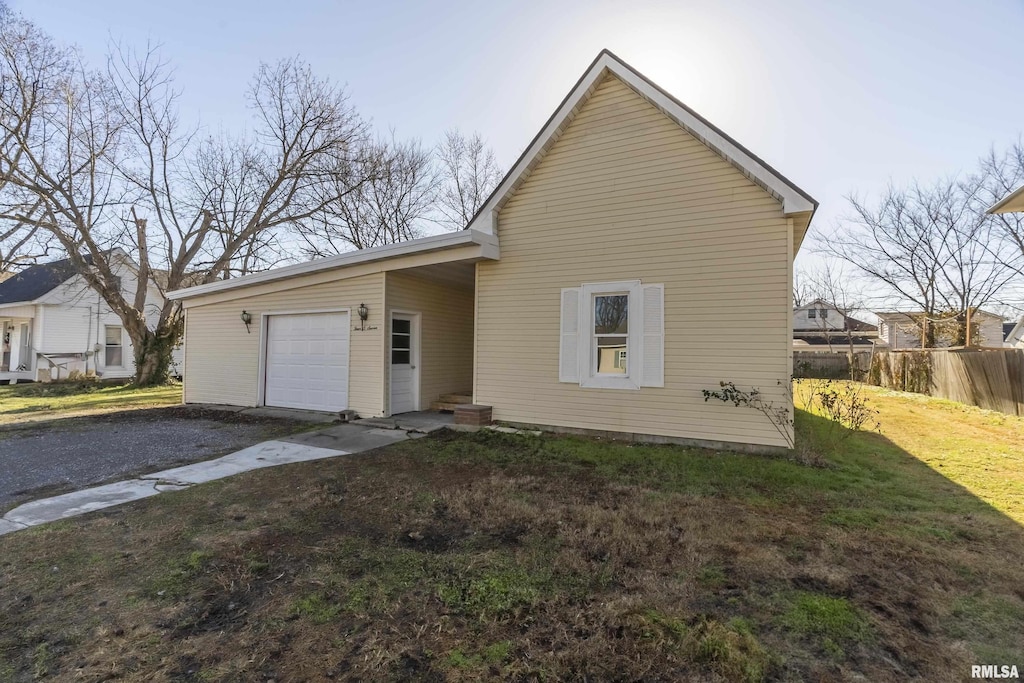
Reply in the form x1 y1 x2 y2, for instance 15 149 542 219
0 407 308 512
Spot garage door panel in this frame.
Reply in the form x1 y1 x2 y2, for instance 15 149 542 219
265 312 349 412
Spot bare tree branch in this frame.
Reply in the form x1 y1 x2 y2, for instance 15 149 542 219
820 176 1017 347
0 16 380 383
434 129 501 231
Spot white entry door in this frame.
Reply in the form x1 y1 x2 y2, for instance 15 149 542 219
264 312 349 412
389 313 418 414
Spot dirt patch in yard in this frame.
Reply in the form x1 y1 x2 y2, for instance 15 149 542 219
1 408 1023 682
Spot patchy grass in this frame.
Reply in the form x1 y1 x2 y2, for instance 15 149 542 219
0 381 181 425
0 384 1022 680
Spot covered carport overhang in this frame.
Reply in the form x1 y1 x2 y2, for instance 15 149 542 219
167 230 499 308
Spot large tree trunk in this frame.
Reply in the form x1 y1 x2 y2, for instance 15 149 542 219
128 323 179 387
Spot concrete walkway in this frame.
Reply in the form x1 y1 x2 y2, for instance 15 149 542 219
0 414 453 537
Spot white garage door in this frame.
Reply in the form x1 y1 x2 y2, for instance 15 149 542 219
264 312 349 412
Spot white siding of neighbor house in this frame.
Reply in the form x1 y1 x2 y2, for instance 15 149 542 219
793 303 845 331
475 73 794 449
879 315 1004 349
28 256 169 379
978 317 1004 348
182 272 385 415
385 271 474 413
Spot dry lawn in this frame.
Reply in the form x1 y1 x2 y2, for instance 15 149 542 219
0 384 1022 681
0 381 182 426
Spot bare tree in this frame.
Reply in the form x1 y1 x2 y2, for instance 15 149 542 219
978 140 1024 284
807 262 868 361
0 9 55 273
792 266 815 308
297 135 436 257
434 129 502 231
0 213 51 273
823 177 1015 347
0 14 374 384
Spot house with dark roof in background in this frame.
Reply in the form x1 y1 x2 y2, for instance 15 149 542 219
0 249 180 383
792 299 879 352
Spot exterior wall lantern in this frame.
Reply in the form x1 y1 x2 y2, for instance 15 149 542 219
240 310 252 334
357 303 369 331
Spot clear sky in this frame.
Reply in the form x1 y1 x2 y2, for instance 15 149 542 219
10 0 1024 275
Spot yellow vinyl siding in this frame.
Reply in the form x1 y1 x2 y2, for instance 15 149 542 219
182 272 385 416
475 74 793 448
385 271 473 413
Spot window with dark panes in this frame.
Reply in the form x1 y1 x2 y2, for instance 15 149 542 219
594 294 628 375
391 318 411 364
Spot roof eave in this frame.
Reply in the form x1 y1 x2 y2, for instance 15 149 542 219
467 49 819 252
987 185 1024 214
167 230 499 301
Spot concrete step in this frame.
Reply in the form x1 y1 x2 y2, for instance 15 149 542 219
431 393 473 412
437 393 473 403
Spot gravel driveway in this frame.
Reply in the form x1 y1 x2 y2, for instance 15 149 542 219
0 407 306 512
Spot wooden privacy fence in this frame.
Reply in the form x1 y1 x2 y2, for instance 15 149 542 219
794 351 872 380
868 348 1024 416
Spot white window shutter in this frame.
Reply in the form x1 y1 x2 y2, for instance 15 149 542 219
641 284 664 387
559 287 581 383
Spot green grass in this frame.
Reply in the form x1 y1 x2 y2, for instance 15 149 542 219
781 592 870 643
292 593 343 624
840 386 1024 524
437 566 544 619
0 381 181 424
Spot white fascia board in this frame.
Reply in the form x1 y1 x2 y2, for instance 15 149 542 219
987 185 1024 214
1007 317 1024 344
167 230 498 301
0 302 37 315
467 50 817 234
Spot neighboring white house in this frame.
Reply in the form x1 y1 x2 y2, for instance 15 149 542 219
0 249 181 383
794 299 847 332
875 310 1005 349
793 299 878 352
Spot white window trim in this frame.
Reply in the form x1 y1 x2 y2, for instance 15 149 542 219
579 280 642 390
105 325 124 368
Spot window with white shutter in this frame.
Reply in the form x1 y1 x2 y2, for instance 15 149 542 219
559 281 665 389
580 281 638 389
